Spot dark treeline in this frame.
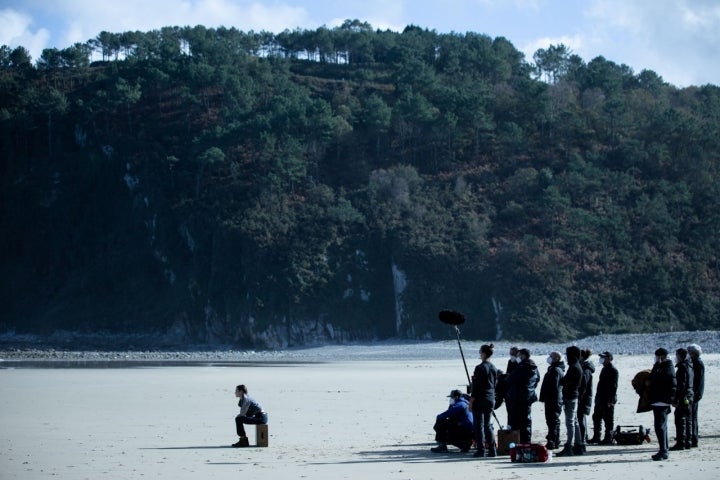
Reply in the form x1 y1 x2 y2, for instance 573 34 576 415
1 22 719 347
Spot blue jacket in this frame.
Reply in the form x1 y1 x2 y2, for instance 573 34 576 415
436 395 474 432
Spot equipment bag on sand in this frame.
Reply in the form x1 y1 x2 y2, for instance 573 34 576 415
510 443 550 463
614 425 651 445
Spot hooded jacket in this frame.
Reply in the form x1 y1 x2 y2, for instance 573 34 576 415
539 360 565 409
691 356 705 402
579 359 596 415
648 358 676 405
507 358 540 405
675 357 694 406
560 358 582 401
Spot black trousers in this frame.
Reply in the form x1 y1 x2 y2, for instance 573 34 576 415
652 406 671 454
691 400 700 445
433 418 473 449
674 403 692 448
473 400 496 451
592 402 615 438
544 404 561 446
235 412 268 437
508 403 532 444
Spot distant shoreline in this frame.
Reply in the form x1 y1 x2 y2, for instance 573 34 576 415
2 330 718 365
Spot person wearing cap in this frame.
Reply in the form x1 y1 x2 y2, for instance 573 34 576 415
471 343 499 457
431 389 474 453
670 348 694 450
506 348 540 444
589 351 619 444
687 344 704 447
556 346 584 456
648 347 676 461
539 351 565 449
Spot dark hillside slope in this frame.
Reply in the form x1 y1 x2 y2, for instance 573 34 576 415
1 24 719 347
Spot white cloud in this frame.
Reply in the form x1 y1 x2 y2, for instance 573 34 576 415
521 34 584 65
0 7 50 59
585 0 720 86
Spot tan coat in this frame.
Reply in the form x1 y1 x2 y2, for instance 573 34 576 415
631 369 652 413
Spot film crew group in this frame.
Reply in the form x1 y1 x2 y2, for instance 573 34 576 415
432 342 707 460
232 384 268 448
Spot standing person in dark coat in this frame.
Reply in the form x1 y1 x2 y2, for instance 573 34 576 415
670 348 694 450
471 343 499 458
648 347 676 461
577 349 595 447
539 351 564 449
589 351 619 444
503 346 519 420
506 348 540 444
687 344 704 448
557 346 584 457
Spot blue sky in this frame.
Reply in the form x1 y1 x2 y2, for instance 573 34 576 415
1 0 718 87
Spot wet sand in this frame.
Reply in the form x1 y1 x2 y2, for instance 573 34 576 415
1 353 719 480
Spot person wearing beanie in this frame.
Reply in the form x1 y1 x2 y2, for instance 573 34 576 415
589 352 619 444
471 343 499 458
539 351 565 450
648 348 676 461
670 348 694 450
556 346 584 456
687 344 704 447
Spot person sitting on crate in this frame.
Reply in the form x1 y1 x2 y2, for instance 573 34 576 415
232 384 268 448
431 389 474 453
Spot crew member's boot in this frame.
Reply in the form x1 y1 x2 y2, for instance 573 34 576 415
487 443 497 457
556 444 574 457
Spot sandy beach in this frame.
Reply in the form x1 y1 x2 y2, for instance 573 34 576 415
1 349 719 480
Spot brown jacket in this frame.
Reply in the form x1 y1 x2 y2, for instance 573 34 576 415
631 369 652 413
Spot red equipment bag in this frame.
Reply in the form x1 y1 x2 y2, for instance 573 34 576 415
509 443 550 463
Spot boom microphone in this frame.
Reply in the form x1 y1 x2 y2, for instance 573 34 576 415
438 309 465 326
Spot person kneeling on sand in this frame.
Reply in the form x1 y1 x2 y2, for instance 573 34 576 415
431 389 474 453
232 384 268 448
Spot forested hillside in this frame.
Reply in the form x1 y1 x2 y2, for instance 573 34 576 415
1 21 719 347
